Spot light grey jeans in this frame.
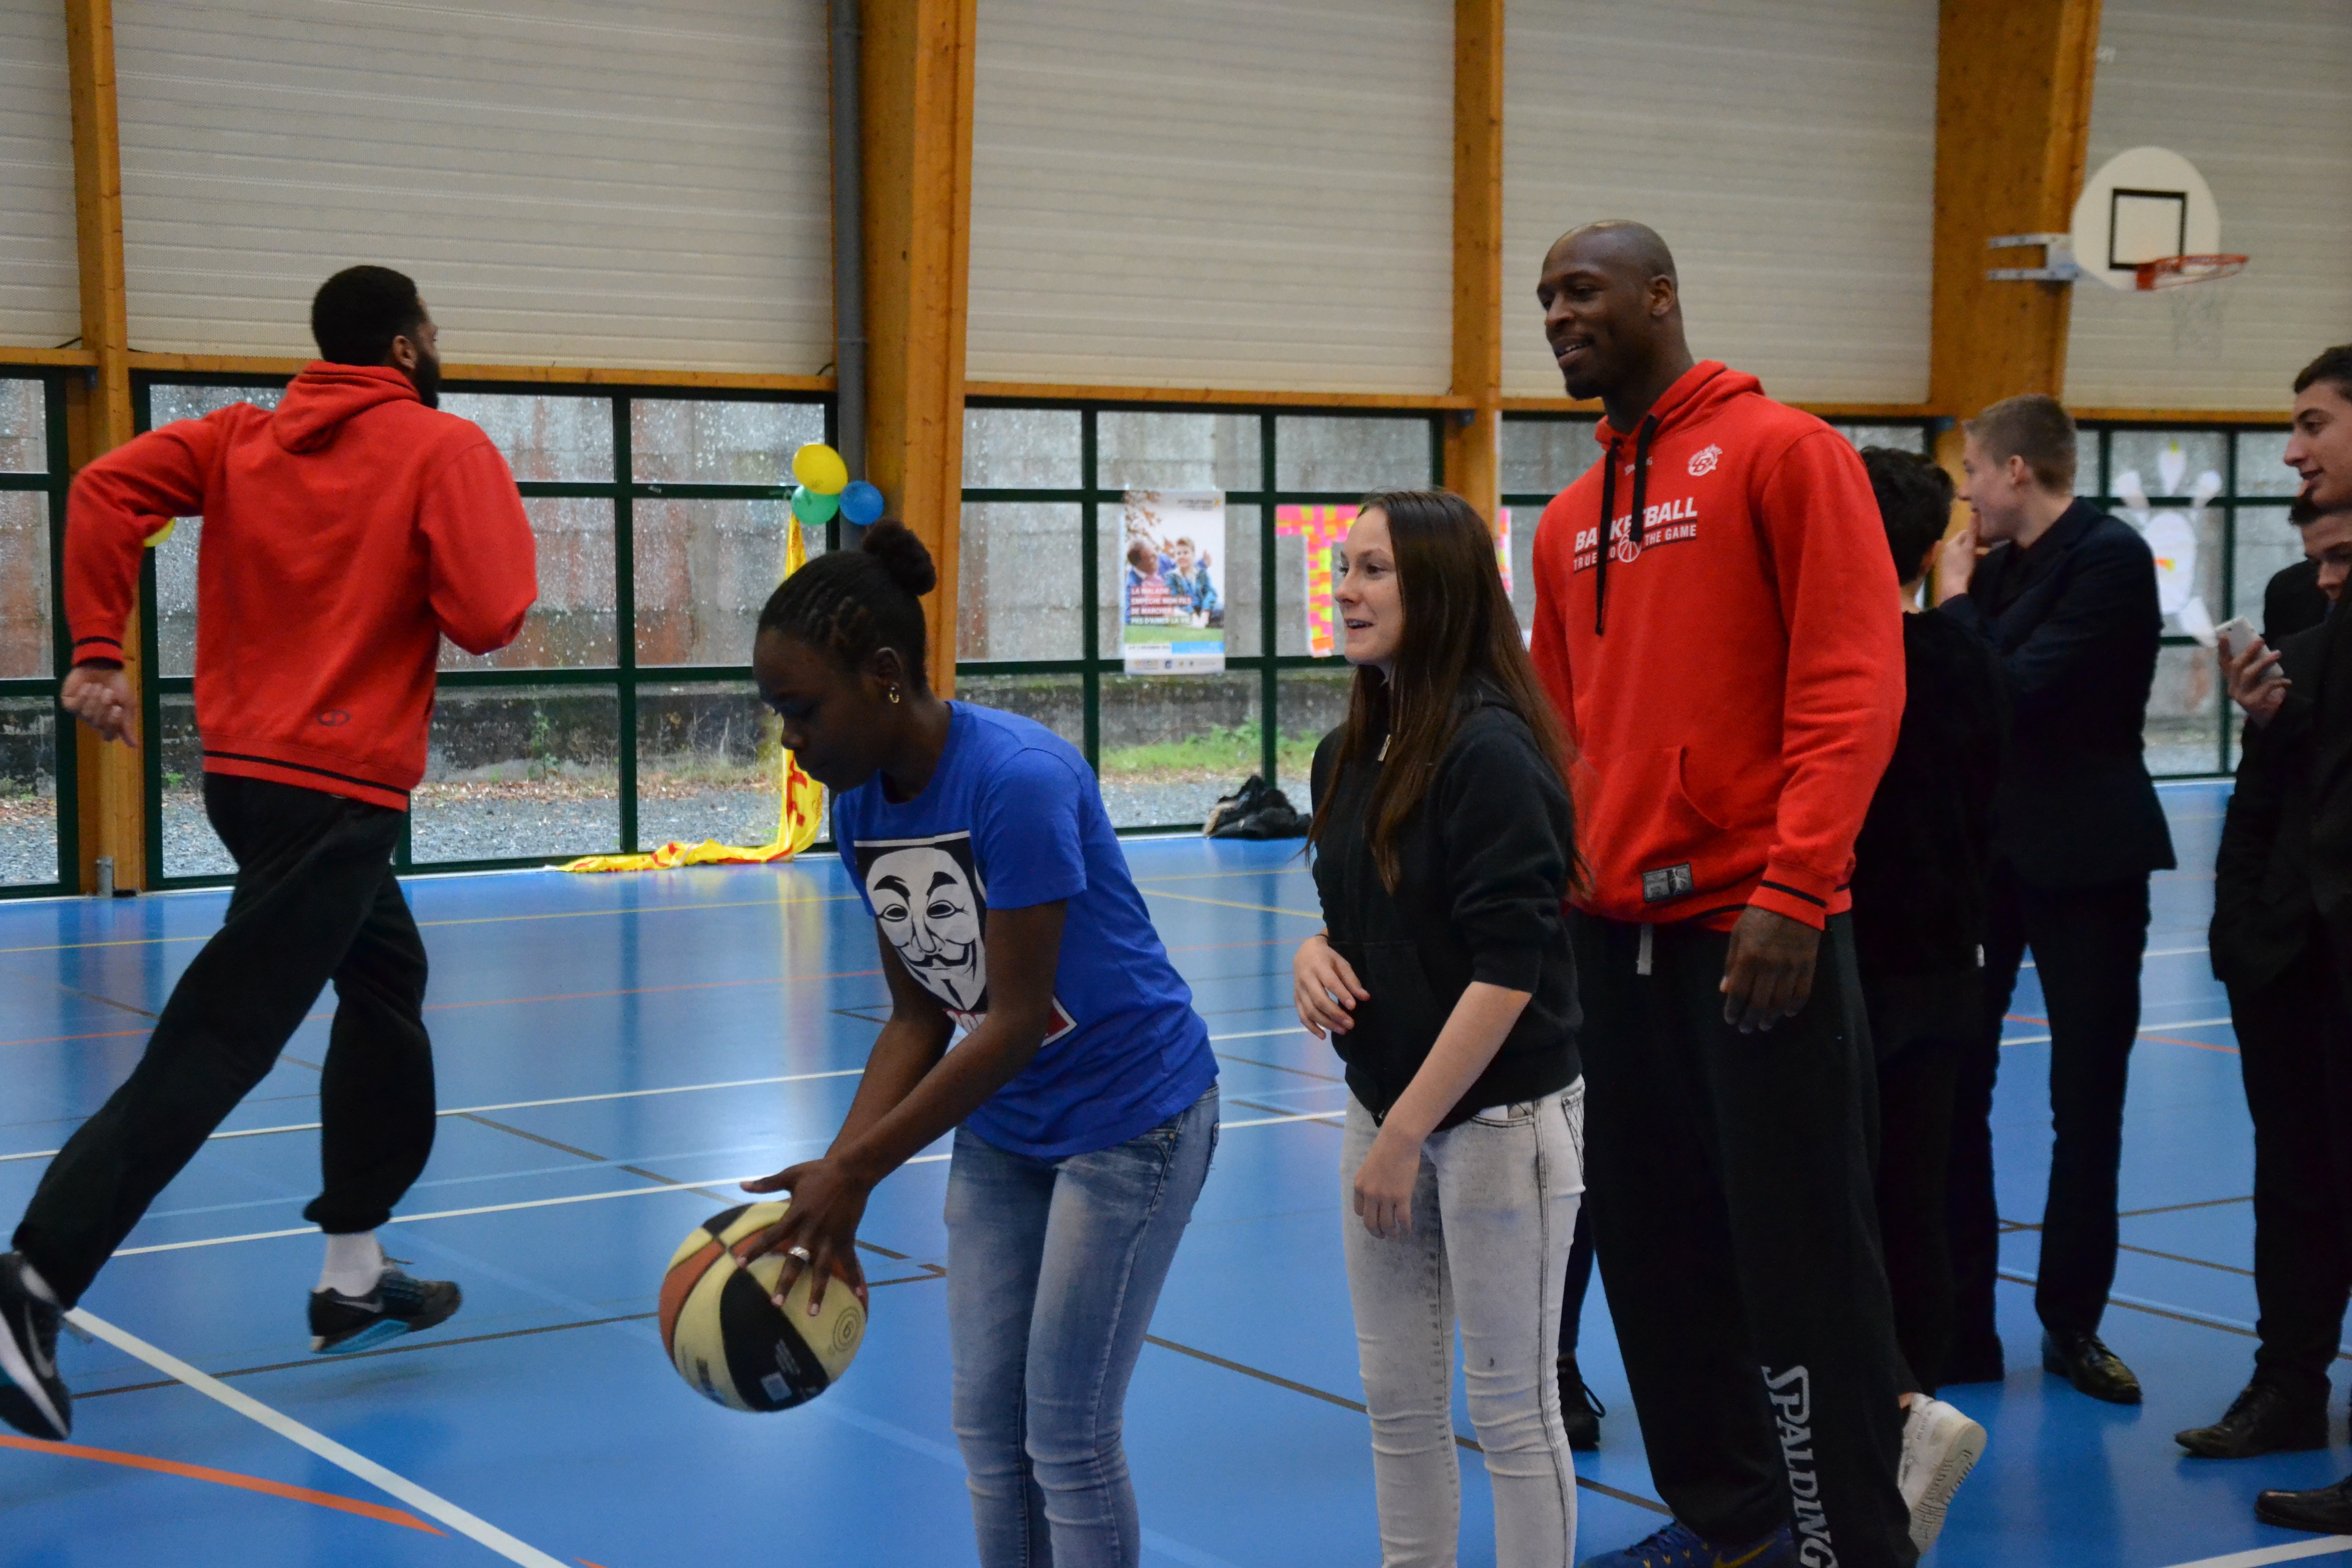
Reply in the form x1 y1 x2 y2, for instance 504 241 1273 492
1342 1082 1585 1568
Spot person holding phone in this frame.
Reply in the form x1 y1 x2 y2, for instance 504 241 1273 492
1295 488 1584 1568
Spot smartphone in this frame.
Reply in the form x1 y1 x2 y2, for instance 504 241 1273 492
2214 617 2258 660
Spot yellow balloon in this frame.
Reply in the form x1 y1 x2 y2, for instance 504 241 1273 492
791 443 848 496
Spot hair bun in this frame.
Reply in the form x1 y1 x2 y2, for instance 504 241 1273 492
859 518 938 598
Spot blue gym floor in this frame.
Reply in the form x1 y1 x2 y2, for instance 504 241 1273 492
0 779 2339 1567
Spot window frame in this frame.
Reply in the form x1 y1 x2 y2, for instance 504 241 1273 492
130 372 835 888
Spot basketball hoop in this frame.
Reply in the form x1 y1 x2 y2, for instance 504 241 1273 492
2137 253 2248 357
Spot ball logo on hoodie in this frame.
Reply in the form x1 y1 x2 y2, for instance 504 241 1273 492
1687 444 1723 477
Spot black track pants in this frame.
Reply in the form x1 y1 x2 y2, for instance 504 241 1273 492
2230 942 2352 1404
1574 913 1916 1566
15 775 433 1306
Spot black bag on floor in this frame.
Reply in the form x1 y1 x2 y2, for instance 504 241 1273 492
1204 774 1307 840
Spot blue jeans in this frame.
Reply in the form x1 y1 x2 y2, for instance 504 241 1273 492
945 1087 1219 1568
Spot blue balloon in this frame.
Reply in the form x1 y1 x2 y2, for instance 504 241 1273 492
838 480 885 527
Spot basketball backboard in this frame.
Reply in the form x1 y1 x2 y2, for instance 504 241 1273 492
2071 146 2219 291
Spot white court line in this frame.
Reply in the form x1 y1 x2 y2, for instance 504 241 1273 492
1209 1026 1308 1042
2158 1540 2352 1567
2003 1016 2235 1048
0 1068 868 1164
110 1113 1343 1257
67 1308 571 1568
2023 943 2208 970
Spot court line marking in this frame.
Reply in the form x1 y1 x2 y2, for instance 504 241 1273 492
109 1115 1344 1258
65 1309 572 1568
1143 889 1323 919
0 1431 444 1534
2158 1540 2352 1567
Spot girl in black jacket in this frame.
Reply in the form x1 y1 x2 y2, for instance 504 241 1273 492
1294 488 1584 1567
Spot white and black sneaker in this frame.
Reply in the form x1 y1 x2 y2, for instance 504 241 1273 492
0 1252 70 1441
309 1264 461 1355
1898 1394 1988 1552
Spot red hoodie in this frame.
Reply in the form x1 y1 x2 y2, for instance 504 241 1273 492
1529 361 1903 930
67 364 537 810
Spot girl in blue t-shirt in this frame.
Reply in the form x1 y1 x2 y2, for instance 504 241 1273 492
738 520 1218 1568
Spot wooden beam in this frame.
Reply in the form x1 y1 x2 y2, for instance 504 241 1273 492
1503 396 1944 421
1929 0 2103 457
1442 0 1505 524
64 0 141 894
0 346 99 368
123 351 836 393
861 0 975 695
967 380 1476 412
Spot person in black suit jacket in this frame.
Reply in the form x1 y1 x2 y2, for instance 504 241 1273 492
1931 394 2175 1405
2180 501 2352 1460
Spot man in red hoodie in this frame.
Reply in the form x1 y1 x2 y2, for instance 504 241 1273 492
1529 224 1918 1568
0 267 536 1444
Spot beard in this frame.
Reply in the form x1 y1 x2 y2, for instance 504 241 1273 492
406 351 442 409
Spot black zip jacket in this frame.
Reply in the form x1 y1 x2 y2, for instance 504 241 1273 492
1308 693 1580 1127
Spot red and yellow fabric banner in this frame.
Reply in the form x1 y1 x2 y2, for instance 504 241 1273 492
561 517 824 874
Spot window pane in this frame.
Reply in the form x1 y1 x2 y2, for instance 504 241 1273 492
149 383 280 425
2075 430 2105 497
952 672 1084 752
1838 424 1929 455
636 681 800 849
154 516 201 678
2232 505 2302 622
159 694 232 878
1275 667 1355 798
2235 431 2302 497
2108 430 2225 500
635 499 811 668
0 493 51 678
1098 673 1260 828
1502 504 1537 636
960 503 1082 661
1097 412 1258 491
0 379 45 472
964 407 1082 488
1097 502 1258 659
413 685 620 862
2144 644 2221 777
631 399 825 485
1276 415 1433 492
1501 418 1597 497
438 394 614 482
2128 499 2223 639
0 698 58 886
440 499 616 670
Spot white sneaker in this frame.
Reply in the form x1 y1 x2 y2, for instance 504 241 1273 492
1898 1395 1987 1552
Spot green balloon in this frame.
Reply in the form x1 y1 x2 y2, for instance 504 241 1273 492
791 485 840 525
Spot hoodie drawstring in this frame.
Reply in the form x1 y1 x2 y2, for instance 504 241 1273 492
1591 412 1661 639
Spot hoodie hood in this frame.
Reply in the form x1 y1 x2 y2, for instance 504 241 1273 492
1592 360 1760 449
271 363 420 454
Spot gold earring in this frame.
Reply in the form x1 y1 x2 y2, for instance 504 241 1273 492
888 686 902 705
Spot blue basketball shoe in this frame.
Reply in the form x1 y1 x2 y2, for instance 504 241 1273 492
1578 1521 1796 1568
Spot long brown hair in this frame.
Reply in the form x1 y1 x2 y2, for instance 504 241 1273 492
1306 489 1580 892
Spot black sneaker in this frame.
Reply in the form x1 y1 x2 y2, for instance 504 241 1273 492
1558 1354 1605 1451
309 1265 461 1355
0 1252 70 1440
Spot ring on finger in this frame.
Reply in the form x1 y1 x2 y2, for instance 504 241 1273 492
787 1245 813 1263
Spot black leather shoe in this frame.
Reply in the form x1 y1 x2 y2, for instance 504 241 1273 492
2177 1381 2328 1458
2041 1330 2142 1404
2257 1474 2352 1533
1557 1355 1604 1452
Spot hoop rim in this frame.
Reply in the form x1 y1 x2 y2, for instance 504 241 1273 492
2137 253 2250 290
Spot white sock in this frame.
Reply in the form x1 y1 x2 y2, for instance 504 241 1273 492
318 1232 385 1296
17 1259 56 1306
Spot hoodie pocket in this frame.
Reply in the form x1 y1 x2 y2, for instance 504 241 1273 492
1574 746 1737 908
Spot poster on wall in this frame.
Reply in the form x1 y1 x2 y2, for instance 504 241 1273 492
1120 490 1227 674
1494 507 1513 598
1275 504 1357 657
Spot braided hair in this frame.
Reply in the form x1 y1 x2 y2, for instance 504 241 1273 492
756 519 937 683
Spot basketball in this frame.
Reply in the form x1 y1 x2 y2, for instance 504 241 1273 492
658 1202 866 1413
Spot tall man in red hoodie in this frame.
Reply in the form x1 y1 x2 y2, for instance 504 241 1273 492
0 267 536 1444
1529 224 1917 1568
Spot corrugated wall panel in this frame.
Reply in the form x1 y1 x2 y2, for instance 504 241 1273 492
967 0 1454 395
2064 2 2352 411
112 0 831 372
1502 0 1935 404
0 0 80 349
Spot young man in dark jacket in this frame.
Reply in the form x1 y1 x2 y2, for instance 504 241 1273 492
1934 393 2175 1405
1851 448 2003 1551
0 267 537 1444
1529 221 1917 1568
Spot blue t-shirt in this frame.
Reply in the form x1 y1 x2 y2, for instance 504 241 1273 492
831 702 1217 1159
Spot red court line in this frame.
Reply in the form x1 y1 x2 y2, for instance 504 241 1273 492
0 1432 444 1534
